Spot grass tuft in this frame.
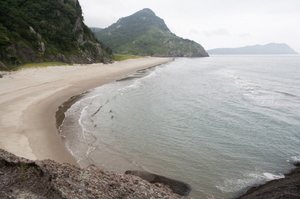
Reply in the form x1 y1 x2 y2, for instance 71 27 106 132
19 163 28 181
12 62 73 71
112 54 145 61
79 171 90 180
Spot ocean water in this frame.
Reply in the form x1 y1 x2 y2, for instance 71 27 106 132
59 55 300 199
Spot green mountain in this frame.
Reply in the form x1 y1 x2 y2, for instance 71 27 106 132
95 8 208 57
207 43 298 54
0 0 111 70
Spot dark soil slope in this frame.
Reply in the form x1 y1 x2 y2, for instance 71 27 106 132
0 149 192 199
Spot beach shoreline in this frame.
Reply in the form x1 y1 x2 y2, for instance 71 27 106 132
0 57 173 166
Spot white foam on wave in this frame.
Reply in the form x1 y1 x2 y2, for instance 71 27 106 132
287 155 300 162
63 99 84 120
86 146 96 159
117 80 141 93
110 67 162 99
218 68 287 108
263 172 284 180
216 171 284 193
78 106 90 139
142 67 161 79
58 92 106 167
292 156 300 162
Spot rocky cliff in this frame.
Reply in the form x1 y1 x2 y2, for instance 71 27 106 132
0 0 111 70
0 149 192 198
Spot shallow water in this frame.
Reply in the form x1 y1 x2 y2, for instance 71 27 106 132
59 55 300 199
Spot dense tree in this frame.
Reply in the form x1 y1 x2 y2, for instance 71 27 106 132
0 0 110 69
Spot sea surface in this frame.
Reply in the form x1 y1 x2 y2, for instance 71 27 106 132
59 55 300 199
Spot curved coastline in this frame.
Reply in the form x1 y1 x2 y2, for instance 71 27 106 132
0 57 173 166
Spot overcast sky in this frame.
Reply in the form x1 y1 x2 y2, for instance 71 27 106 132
78 0 300 52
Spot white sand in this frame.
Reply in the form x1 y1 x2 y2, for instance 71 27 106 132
0 57 173 166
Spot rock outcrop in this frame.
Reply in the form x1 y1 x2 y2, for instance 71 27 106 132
236 162 300 199
125 170 191 196
0 149 192 199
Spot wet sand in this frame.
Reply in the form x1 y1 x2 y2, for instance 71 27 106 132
0 57 173 166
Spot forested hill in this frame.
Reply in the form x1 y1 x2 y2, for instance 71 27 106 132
94 8 208 57
0 0 111 70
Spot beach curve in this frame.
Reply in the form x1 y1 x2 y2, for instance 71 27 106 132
0 57 173 166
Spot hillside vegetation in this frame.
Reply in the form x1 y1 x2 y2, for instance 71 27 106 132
94 8 208 57
0 0 111 70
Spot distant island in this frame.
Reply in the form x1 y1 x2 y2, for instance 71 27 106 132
207 43 298 54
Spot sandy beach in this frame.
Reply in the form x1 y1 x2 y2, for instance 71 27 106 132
0 57 173 166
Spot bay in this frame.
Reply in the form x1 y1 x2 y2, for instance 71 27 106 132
59 55 300 199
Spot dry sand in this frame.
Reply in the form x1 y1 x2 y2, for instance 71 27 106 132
0 57 173 166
